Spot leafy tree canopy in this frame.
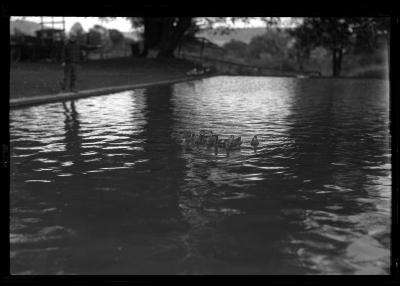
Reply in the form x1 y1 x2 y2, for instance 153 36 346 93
290 17 390 76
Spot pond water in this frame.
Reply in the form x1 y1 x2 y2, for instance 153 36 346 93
10 76 391 275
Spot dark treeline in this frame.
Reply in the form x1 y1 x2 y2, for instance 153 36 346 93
129 17 389 77
221 24 389 77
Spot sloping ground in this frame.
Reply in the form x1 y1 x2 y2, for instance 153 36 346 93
197 27 267 46
10 57 197 99
344 64 389 79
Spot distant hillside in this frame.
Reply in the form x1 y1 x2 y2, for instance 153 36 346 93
122 31 142 42
196 27 268 46
10 19 49 36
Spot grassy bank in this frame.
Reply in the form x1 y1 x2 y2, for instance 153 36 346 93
10 57 198 99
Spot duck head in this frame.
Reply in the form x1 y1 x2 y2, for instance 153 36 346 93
251 135 259 146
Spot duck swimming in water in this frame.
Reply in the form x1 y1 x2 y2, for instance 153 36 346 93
180 131 190 144
224 135 234 150
200 130 213 136
199 130 205 145
225 135 242 150
206 134 218 147
232 136 242 149
199 130 213 145
181 131 260 153
216 138 224 148
182 131 193 140
251 135 259 148
194 134 202 145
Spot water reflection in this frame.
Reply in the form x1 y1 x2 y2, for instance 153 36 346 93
173 78 304 274
134 84 185 223
10 76 390 274
62 101 83 175
282 79 391 274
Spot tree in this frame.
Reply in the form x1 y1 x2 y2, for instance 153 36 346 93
87 28 102 46
70 22 85 36
109 29 124 46
223 40 248 58
246 29 291 59
116 17 280 59
69 22 86 43
141 17 193 58
90 25 112 50
290 17 390 76
287 24 314 72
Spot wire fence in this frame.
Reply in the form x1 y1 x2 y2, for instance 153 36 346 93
176 52 321 77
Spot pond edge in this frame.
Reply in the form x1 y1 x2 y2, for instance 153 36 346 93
10 75 213 110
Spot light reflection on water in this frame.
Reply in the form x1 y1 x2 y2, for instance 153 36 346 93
10 76 390 274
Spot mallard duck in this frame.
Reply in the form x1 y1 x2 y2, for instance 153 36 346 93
198 130 205 145
199 130 213 145
194 134 202 145
217 138 226 148
224 135 235 150
206 134 219 147
181 131 192 142
232 136 242 148
225 135 242 150
183 131 192 138
251 135 259 148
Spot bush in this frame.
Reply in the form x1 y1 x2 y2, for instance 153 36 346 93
223 40 248 58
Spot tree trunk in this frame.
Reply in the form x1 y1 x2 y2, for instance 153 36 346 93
297 54 304 72
141 18 163 57
157 17 192 58
332 48 343 77
141 17 193 59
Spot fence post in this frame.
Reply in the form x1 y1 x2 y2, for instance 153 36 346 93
200 39 205 63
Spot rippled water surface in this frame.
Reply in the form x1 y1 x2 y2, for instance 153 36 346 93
10 76 391 274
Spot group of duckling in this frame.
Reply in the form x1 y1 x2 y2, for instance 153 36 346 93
180 130 259 151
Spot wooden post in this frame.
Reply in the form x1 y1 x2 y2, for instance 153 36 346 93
200 39 205 63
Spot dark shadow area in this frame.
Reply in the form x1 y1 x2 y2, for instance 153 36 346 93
277 78 391 273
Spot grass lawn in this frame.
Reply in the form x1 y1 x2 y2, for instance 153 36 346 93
10 57 198 99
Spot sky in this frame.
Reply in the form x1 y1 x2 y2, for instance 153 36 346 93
11 17 134 33
10 17 297 33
